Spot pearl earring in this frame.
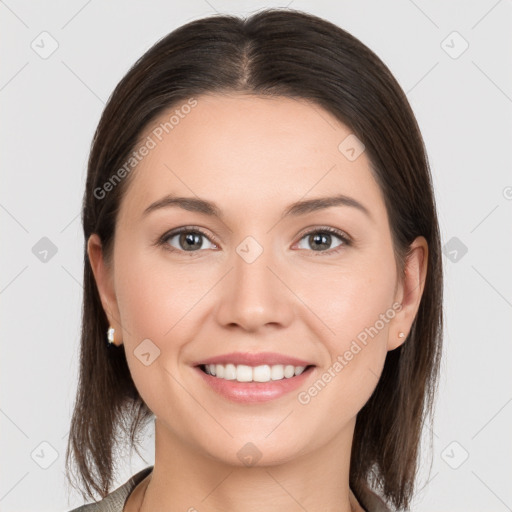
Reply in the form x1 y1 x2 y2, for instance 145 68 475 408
107 326 115 345
398 332 405 338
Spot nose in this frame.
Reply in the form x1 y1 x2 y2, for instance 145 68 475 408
215 237 294 332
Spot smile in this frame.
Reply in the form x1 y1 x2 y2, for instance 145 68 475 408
200 363 309 382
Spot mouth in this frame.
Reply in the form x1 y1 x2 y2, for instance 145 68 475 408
198 363 315 383
191 352 317 403
192 355 317 403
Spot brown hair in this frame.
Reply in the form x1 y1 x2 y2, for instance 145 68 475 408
66 8 443 510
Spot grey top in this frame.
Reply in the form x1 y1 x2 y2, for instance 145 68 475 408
68 466 153 512
358 487 394 512
69 466 392 512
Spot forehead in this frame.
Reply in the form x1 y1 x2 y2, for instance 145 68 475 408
118 93 387 225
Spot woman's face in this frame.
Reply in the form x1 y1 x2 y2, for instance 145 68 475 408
89 93 425 466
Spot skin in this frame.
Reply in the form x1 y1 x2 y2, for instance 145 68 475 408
88 93 428 512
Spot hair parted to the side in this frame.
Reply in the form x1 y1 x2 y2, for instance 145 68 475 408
66 8 443 511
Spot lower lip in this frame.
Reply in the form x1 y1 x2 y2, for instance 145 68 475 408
193 365 315 403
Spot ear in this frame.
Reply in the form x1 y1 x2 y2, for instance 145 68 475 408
388 236 428 351
87 233 123 346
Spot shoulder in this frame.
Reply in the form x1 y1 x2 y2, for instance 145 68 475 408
67 466 154 512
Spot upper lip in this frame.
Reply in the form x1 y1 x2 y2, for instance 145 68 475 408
193 352 315 367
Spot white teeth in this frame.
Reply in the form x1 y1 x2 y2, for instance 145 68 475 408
224 363 236 380
236 364 253 382
215 364 224 378
271 365 284 380
284 365 295 378
203 363 308 382
253 365 271 382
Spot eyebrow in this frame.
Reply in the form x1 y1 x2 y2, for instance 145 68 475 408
142 193 372 222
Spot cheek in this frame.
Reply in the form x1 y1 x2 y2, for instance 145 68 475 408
113 247 216 395
114 245 208 341
113 248 198 414
299 252 397 349
296 282 393 423
295 251 396 410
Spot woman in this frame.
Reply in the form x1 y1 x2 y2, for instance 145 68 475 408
66 8 443 512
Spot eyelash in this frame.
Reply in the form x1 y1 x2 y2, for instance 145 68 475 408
156 225 352 256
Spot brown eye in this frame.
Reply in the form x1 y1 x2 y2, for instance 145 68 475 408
161 228 217 252
296 228 350 253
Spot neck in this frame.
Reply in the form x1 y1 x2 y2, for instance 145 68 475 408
136 417 362 512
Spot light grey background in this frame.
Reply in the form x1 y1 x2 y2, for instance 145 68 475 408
1 1 511 511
